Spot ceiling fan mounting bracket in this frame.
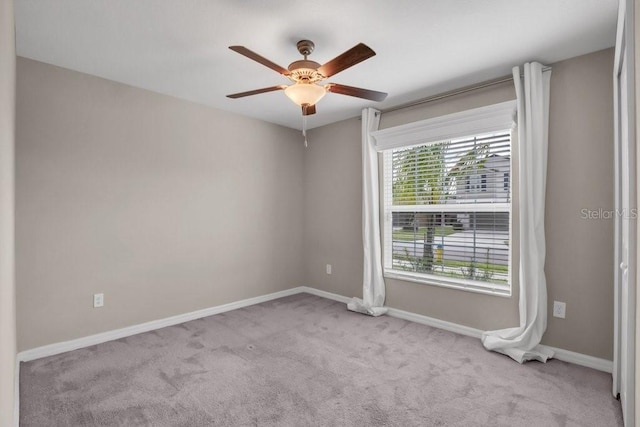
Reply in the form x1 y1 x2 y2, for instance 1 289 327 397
296 40 315 58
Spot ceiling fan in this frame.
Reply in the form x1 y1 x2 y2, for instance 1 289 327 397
227 40 388 116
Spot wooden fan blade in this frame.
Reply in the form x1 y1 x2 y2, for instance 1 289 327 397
229 46 291 76
227 85 287 99
325 83 387 102
302 104 316 116
317 43 376 78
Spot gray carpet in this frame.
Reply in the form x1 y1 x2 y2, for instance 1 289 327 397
20 293 622 426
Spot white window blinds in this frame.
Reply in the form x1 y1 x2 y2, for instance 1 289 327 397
382 130 512 295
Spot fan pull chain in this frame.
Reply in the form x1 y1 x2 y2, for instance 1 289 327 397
302 115 308 147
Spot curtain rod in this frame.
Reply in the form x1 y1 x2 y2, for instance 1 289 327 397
380 66 552 115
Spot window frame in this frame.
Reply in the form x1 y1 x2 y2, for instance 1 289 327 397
371 101 516 297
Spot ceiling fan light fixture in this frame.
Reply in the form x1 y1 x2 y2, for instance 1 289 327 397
284 83 326 107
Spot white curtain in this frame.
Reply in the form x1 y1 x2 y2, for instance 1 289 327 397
348 108 388 316
481 62 554 363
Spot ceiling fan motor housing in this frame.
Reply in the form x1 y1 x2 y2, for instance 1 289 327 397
288 59 324 83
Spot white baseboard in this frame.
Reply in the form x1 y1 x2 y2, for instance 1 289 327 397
17 285 614 376
17 287 305 363
297 287 614 373
298 286 352 304
386 307 613 373
384 305 613 373
385 306 484 339
538 345 613 373
298 287 485 339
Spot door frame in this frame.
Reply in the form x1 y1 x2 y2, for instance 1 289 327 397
613 1 637 425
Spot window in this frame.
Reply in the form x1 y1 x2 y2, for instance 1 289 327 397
466 173 488 192
373 101 515 296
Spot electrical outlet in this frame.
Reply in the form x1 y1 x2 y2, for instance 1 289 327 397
553 301 566 319
93 293 104 308
326 264 332 275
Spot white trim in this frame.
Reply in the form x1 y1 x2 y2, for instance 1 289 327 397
298 286 353 304
384 270 511 297
15 284 613 413
380 124 514 300
302 288 613 373
388 203 511 213
384 305 613 372
613 25 623 398
385 306 483 338
17 287 304 363
297 288 612 373
538 345 613 374
371 100 516 151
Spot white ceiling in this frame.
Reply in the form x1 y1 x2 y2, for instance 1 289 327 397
15 0 618 130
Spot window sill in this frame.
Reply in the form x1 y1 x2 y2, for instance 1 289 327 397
384 269 512 298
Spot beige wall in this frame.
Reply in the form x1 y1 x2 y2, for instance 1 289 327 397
303 118 364 298
16 58 304 351
544 49 614 358
14 47 616 363
0 0 16 424
304 48 615 360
